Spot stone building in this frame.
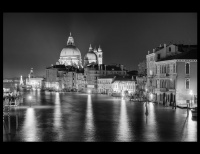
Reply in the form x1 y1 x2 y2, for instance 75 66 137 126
112 75 136 96
26 68 44 89
97 75 116 94
146 43 197 105
84 64 127 93
154 49 197 106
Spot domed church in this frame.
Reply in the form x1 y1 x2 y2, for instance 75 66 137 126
58 33 83 68
84 44 103 67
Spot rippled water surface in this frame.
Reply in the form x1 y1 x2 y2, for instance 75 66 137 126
3 90 197 142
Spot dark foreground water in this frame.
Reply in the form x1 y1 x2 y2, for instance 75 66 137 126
3 90 197 142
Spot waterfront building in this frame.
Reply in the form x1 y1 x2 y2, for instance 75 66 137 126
146 43 197 105
3 78 20 92
84 64 127 93
58 33 83 68
45 64 85 91
97 75 115 94
45 65 66 90
154 48 197 106
112 75 136 96
26 68 44 89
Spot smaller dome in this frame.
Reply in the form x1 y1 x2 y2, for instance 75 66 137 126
84 52 97 60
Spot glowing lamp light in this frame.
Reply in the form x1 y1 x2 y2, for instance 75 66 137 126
150 93 153 100
28 96 32 100
88 90 91 94
189 90 193 96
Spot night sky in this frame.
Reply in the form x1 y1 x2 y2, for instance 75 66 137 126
3 13 197 78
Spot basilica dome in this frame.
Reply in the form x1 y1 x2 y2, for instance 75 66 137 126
58 33 83 68
60 45 81 57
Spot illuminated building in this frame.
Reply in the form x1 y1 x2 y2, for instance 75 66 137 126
154 49 197 105
97 75 115 94
45 64 85 91
26 68 44 89
58 33 83 68
45 65 67 90
84 44 103 67
3 78 20 92
146 43 197 105
84 64 127 93
112 76 136 96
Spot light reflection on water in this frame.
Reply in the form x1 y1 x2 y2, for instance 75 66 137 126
84 94 95 141
3 90 197 142
53 92 63 141
117 98 132 142
143 103 158 141
22 107 39 141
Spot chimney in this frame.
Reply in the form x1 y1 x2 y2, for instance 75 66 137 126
153 49 155 53
148 51 150 54
132 76 133 80
105 65 106 71
164 43 166 48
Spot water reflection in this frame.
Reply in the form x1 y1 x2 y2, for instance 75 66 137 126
4 91 197 142
143 102 158 141
117 98 131 141
53 92 63 141
84 94 95 141
22 107 39 141
181 110 197 141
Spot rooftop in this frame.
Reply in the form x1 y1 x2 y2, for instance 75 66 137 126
157 48 197 62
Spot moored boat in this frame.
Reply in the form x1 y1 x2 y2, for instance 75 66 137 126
191 107 197 117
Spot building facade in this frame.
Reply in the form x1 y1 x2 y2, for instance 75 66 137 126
26 68 44 89
112 76 136 96
145 43 197 105
84 64 127 93
97 75 115 94
154 49 197 106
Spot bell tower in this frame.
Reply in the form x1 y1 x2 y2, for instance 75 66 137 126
97 45 103 65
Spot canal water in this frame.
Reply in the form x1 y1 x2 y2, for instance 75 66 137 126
3 90 197 142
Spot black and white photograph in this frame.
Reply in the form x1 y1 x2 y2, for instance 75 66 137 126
3 12 197 142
